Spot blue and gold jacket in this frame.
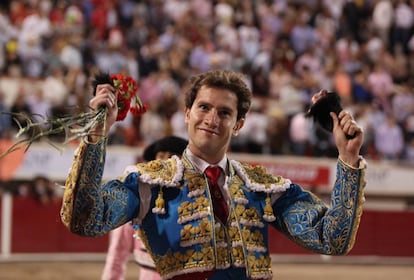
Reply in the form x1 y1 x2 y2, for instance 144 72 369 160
61 140 366 280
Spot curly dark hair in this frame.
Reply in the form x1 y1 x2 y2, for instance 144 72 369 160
184 70 252 120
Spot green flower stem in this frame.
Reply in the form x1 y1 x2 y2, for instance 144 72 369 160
0 108 109 159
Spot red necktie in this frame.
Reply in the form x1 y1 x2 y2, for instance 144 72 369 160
205 166 228 224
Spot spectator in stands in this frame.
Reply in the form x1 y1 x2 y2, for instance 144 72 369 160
391 0 414 55
59 34 83 72
102 135 188 280
32 175 59 205
372 0 394 47
17 1 52 78
289 107 314 156
170 93 189 140
0 5 19 73
374 114 405 160
367 61 395 115
61 69 366 280
403 114 414 145
391 83 414 125
268 61 293 99
238 12 260 65
9 87 32 134
351 67 373 104
41 65 69 109
237 98 269 154
139 100 169 147
0 89 11 137
290 7 317 56
26 85 51 128
405 138 414 163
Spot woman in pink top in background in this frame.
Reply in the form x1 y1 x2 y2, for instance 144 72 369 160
101 136 188 280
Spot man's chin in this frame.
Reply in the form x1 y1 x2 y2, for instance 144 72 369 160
195 140 216 152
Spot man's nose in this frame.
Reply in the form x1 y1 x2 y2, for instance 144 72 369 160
205 110 219 126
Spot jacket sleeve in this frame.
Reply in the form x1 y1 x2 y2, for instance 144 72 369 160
60 139 140 236
271 157 366 255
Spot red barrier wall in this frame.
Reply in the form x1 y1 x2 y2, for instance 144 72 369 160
2 197 414 256
11 197 107 253
0 197 2 253
268 209 414 257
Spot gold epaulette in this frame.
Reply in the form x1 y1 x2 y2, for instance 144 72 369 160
231 160 292 223
136 155 184 187
231 160 291 194
136 155 184 215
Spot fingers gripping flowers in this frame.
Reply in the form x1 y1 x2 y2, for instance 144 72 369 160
93 72 147 121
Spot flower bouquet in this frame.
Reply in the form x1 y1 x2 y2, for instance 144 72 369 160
0 72 147 158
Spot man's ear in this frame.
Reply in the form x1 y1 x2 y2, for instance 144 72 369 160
232 119 244 136
184 107 190 124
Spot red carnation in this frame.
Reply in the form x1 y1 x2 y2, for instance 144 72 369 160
109 73 146 121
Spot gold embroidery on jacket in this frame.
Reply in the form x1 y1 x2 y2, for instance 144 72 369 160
186 175 207 198
139 155 276 279
233 160 291 193
180 217 213 247
61 141 88 229
227 179 272 279
137 160 165 178
177 196 210 224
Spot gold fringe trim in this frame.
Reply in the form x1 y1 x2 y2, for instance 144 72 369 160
152 186 166 214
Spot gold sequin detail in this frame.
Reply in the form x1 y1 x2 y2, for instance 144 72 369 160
60 141 88 229
240 163 286 189
177 196 210 224
180 217 212 247
186 175 207 197
136 157 180 185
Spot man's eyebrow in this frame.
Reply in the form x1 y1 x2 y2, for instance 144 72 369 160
195 98 236 111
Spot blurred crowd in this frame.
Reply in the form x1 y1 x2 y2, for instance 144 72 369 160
0 0 414 165
0 174 63 202
14 175 63 203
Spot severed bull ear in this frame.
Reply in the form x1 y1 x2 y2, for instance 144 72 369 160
305 91 342 133
305 91 356 139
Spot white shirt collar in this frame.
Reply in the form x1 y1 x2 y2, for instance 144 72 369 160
185 148 228 175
